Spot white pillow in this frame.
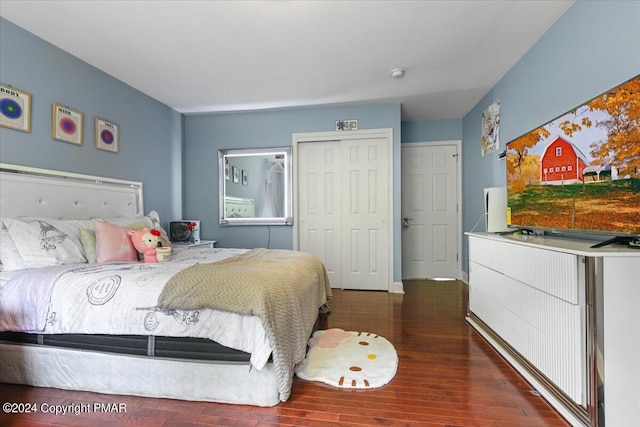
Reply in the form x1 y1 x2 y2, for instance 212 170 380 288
3 217 87 267
102 214 154 228
0 219 35 271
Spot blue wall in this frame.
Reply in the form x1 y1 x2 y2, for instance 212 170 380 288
184 103 404 281
401 119 462 143
0 18 183 227
460 0 640 272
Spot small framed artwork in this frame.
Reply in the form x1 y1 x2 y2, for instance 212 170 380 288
95 117 119 153
52 103 83 145
224 162 230 181
0 83 32 133
242 169 248 186
232 166 239 183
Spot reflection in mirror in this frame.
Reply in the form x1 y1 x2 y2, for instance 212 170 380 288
218 147 292 226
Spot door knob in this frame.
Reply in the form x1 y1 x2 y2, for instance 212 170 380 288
402 217 412 228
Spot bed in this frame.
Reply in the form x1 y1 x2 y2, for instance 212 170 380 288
0 163 331 406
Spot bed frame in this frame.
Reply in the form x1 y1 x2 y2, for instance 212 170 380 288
0 163 281 406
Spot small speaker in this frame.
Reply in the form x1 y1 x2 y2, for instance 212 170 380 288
484 187 510 233
169 220 201 243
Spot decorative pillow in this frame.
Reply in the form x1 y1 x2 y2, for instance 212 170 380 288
79 228 98 263
102 211 171 248
3 217 87 268
93 219 138 263
0 219 34 271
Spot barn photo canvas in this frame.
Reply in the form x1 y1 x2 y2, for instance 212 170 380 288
506 75 640 235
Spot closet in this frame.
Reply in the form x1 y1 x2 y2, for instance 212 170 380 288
296 133 391 291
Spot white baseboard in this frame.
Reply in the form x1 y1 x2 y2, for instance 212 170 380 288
389 281 404 294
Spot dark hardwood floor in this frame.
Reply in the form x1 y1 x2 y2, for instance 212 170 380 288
0 280 569 426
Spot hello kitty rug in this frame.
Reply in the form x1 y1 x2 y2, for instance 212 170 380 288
294 328 398 389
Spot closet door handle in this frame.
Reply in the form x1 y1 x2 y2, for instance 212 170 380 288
402 218 412 228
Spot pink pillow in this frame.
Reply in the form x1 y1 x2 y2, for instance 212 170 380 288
92 219 138 263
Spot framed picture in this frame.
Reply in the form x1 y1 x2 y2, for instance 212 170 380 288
242 169 248 186
224 162 230 181
481 99 500 156
95 117 119 153
52 103 83 145
232 166 239 183
0 83 31 133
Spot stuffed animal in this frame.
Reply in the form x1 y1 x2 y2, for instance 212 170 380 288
128 228 161 263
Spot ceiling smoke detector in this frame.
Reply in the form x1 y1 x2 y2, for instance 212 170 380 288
390 68 405 78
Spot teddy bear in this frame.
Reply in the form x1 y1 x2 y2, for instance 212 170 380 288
128 228 161 263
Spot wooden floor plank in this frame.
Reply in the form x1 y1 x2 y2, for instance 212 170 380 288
0 280 570 426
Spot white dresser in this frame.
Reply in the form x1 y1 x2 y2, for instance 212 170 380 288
466 232 639 427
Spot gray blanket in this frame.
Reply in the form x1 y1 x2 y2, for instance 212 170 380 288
156 248 332 401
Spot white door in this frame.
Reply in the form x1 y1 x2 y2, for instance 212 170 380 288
401 143 459 279
298 138 389 290
341 138 389 290
298 141 343 288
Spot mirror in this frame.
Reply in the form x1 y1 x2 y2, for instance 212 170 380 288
218 147 293 226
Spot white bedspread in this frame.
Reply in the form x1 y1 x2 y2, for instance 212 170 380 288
0 247 274 370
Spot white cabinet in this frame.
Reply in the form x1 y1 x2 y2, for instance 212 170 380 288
601 256 640 427
468 235 584 404
467 232 639 427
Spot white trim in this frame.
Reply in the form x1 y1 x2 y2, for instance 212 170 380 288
292 128 395 292
0 163 141 188
400 140 462 280
390 281 405 294
462 271 469 285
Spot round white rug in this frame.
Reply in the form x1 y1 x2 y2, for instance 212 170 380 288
295 328 398 389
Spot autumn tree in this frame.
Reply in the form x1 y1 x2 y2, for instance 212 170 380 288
558 106 593 138
508 128 550 175
587 77 640 178
507 128 549 191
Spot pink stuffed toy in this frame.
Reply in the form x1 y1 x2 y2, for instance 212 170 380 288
128 228 161 263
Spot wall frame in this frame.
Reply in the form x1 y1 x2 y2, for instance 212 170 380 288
95 117 119 153
218 147 293 226
52 103 83 145
0 83 31 133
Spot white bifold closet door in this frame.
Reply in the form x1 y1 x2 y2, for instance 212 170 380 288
298 138 389 291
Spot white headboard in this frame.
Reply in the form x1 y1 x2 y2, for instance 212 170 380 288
0 163 143 220
224 196 255 218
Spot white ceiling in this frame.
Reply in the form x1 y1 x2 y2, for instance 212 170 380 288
0 0 574 121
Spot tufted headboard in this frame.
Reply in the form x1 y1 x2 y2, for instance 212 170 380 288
0 163 143 220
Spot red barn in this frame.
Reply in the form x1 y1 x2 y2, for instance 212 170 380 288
540 136 590 185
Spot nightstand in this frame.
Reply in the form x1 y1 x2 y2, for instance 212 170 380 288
173 240 217 249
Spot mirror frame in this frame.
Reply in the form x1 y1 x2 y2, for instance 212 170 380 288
218 147 293 226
